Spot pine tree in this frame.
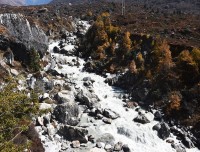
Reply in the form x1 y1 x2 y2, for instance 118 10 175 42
0 79 39 151
29 48 41 73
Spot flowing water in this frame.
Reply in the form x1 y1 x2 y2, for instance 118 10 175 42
43 21 199 152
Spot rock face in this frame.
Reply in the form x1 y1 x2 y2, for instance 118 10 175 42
0 14 48 58
0 0 25 6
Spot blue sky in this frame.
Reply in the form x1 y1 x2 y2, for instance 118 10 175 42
25 0 52 5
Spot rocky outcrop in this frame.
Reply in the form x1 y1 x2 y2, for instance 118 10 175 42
0 13 48 59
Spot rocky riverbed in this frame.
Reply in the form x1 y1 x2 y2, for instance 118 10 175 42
25 20 199 152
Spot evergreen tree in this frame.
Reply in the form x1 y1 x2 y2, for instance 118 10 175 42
0 79 39 151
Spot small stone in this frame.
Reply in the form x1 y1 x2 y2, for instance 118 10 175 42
122 144 131 152
97 114 103 119
96 142 105 148
102 118 112 124
88 135 95 143
103 109 120 119
133 113 150 124
154 111 162 121
72 140 80 148
80 143 87 147
166 139 174 144
10 69 19 76
47 124 56 136
114 142 123 151
37 116 44 126
104 144 112 150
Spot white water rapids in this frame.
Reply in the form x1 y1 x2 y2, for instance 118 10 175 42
41 21 199 152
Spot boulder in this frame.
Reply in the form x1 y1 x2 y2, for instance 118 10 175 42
154 111 163 121
182 136 194 148
96 142 105 148
71 140 80 148
104 144 112 150
133 113 150 124
171 143 186 152
103 109 120 119
114 142 123 151
10 69 19 76
53 46 60 53
122 144 131 152
102 118 112 124
47 124 56 136
0 14 48 56
54 92 71 104
76 90 99 108
152 123 161 131
83 77 94 82
53 102 79 125
157 122 171 140
37 116 44 126
96 133 115 145
59 125 88 143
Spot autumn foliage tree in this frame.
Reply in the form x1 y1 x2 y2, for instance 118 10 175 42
83 12 119 60
117 31 132 60
151 39 173 74
177 50 199 85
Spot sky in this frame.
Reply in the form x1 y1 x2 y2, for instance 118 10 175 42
25 0 52 5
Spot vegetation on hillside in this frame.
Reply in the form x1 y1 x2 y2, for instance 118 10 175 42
80 12 200 147
0 78 40 151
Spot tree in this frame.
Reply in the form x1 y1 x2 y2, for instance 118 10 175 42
166 91 182 116
191 48 200 69
117 31 132 60
151 39 173 73
0 79 39 151
177 50 199 85
29 48 41 73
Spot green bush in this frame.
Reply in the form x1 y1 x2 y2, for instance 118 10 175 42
29 48 41 72
0 79 39 151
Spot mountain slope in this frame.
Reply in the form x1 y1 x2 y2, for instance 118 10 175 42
0 0 25 6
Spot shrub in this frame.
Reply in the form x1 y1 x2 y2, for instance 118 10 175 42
0 79 39 151
166 91 182 115
29 48 41 73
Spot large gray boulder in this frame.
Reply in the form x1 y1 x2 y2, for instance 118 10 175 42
133 113 150 124
96 133 115 145
53 102 80 126
59 125 88 143
103 109 120 119
76 89 100 108
157 122 171 140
